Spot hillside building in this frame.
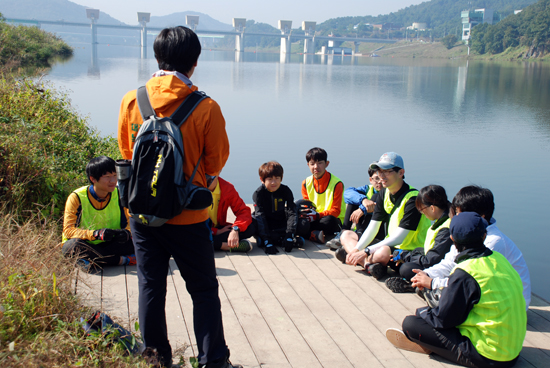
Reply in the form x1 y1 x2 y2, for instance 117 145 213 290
461 8 501 43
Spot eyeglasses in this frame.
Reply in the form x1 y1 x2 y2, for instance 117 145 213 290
370 176 382 182
417 204 432 213
377 169 396 177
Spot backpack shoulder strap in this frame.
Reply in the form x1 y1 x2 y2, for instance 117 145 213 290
171 91 209 127
136 86 156 122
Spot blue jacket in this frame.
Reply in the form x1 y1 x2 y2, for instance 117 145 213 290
344 185 378 215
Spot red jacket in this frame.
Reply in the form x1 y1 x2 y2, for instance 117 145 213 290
211 178 252 235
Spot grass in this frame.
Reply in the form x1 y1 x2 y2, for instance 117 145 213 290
0 210 154 367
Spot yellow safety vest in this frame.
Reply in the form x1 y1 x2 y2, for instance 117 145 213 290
383 187 430 250
424 217 451 254
305 173 345 223
453 251 526 361
62 186 123 244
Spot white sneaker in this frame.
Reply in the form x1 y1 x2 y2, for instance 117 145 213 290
386 328 432 354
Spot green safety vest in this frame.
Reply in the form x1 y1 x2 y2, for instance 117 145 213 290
306 173 345 223
62 186 123 244
452 252 526 362
383 187 430 251
424 217 451 254
366 185 375 200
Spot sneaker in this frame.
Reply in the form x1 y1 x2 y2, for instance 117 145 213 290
125 254 137 266
77 258 91 272
199 349 242 368
264 244 279 254
415 287 425 301
423 288 443 309
385 277 414 293
309 230 325 244
295 236 305 248
386 328 432 354
335 247 347 264
366 263 387 280
326 233 342 250
230 239 253 253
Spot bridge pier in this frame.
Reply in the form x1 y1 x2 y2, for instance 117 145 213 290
85 9 100 45
138 13 151 59
233 18 246 52
278 20 292 55
302 22 316 54
353 41 360 55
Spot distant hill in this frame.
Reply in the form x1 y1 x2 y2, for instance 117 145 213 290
317 0 538 39
148 11 232 31
0 0 233 46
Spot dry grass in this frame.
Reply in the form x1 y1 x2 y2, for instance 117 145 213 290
0 209 152 367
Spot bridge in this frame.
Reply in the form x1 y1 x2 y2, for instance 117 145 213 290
5 9 396 58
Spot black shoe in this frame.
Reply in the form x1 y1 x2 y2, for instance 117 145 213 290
423 288 442 309
200 350 243 368
335 247 347 264
415 287 425 301
385 277 414 293
367 263 387 280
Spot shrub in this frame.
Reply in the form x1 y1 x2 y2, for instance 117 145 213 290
441 34 458 49
0 77 120 220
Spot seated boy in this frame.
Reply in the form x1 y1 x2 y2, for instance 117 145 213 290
326 167 385 249
253 161 302 254
208 176 256 253
412 185 531 309
299 147 345 244
387 212 526 368
337 152 431 280
62 156 135 271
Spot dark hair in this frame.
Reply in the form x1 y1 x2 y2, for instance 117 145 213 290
451 185 495 221
415 185 450 211
153 26 201 75
368 167 376 177
259 161 284 181
306 147 328 163
86 156 116 184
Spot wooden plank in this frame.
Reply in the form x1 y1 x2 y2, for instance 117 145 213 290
215 250 290 366
166 259 196 358
74 268 102 310
124 264 140 332
293 242 444 368
101 266 130 324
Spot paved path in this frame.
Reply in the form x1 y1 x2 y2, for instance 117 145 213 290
75 214 550 367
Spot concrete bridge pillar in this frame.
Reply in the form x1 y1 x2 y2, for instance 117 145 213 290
137 13 150 59
302 21 316 54
353 41 360 55
85 9 99 44
278 20 292 54
233 18 246 52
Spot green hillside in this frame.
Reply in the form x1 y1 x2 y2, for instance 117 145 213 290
470 0 550 57
317 0 538 39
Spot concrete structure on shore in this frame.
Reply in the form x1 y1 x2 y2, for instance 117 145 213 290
461 8 500 43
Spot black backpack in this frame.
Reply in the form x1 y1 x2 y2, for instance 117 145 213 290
118 86 213 227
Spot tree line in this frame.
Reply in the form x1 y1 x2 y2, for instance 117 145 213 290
470 0 550 56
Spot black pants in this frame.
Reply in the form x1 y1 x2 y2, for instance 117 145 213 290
297 215 342 240
342 204 371 234
212 220 257 251
402 315 519 368
131 219 227 367
62 238 134 267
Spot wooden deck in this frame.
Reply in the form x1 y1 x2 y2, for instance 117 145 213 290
75 210 550 367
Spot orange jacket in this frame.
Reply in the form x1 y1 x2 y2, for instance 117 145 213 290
301 171 344 218
118 75 230 225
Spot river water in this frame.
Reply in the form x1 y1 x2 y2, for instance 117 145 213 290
46 43 550 302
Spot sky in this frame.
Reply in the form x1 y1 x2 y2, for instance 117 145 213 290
69 0 426 27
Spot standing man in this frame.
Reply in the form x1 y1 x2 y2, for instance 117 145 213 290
338 152 431 279
118 27 239 368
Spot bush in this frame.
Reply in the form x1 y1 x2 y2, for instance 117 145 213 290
0 77 120 220
441 34 458 49
0 16 72 71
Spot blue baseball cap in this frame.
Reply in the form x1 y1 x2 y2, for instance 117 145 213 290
369 152 404 171
450 212 488 245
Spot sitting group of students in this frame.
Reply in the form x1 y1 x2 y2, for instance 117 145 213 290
61 148 531 368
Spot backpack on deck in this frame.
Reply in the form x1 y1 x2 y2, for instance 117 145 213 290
120 86 213 227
